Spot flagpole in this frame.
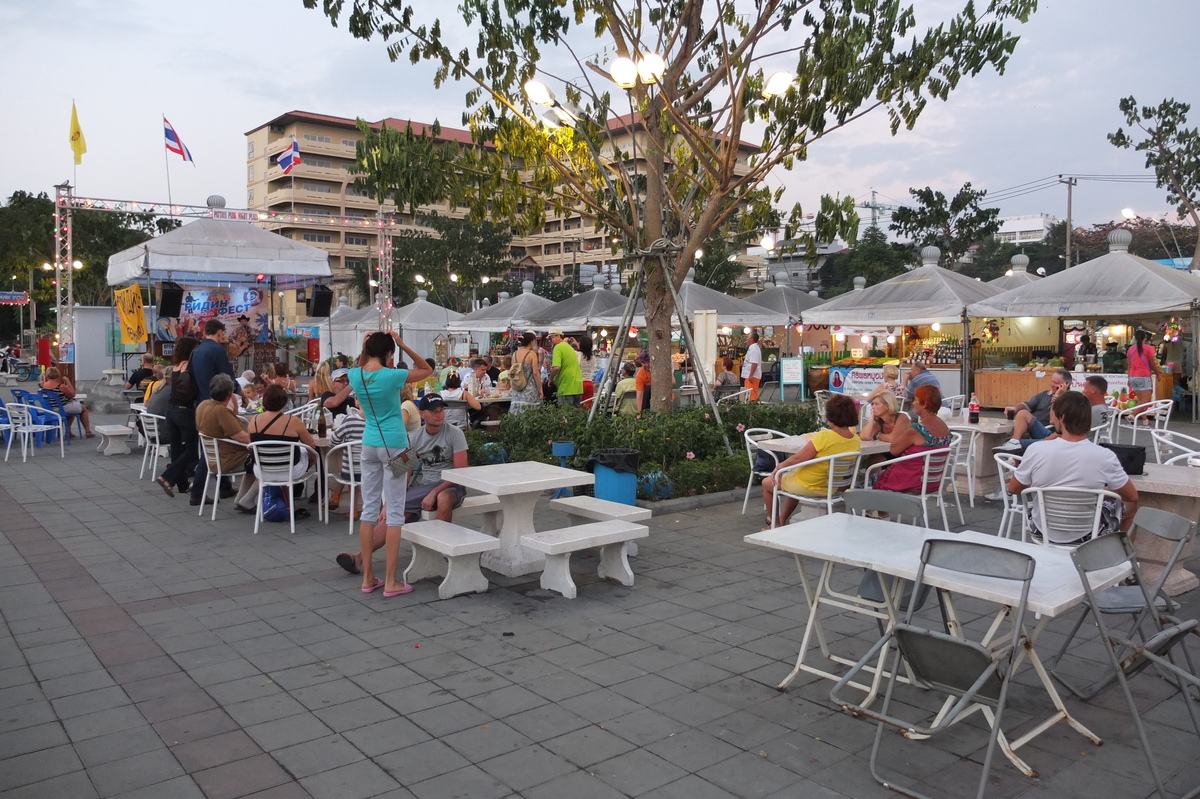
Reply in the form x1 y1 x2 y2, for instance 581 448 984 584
163 114 174 211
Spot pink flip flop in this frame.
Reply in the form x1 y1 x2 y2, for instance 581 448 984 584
361 578 384 594
383 583 415 597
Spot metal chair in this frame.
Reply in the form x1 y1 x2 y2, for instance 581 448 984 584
197 434 249 521
716 387 751 405
1151 429 1200 465
742 428 785 514
613 388 638 415
323 440 363 533
1116 399 1173 458
944 394 966 416
947 425 983 509
286 399 322 428
1056 532 1200 799
992 453 1023 539
1019 486 1122 547
830 539 1036 799
1049 507 1195 700
3 403 63 462
246 440 320 535
863 439 958 532
770 451 861 527
137 412 168 480
442 398 471 430
812 390 834 426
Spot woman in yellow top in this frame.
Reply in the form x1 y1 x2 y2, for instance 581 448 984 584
761 393 860 528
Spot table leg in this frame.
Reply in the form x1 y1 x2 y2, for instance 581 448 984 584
479 491 547 577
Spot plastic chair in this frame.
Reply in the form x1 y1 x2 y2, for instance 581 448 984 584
742 428 785 514
3 403 63 462
830 539 1036 799
1048 507 1195 700
992 453 1023 539
944 394 966 415
1056 532 1200 799
197 434 249 521
812 390 834 426
246 440 320 535
947 425 983 509
324 440 363 533
1018 486 1122 547
137 412 168 480
1116 399 1173 457
286 399 322 427
770 451 861 527
39 389 84 441
10 389 58 446
863 440 958 532
1151 429 1200 465
716 387 751 405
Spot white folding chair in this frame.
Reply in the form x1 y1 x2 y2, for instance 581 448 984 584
992 453 1023 539
1151 429 1200 465
742 428 785 514
947 425 982 508
3 403 63 462
247 440 320 535
863 440 958 532
770 451 861 527
137 412 168 480
1018 486 1122 547
1115 399 1173 456
197 434 249 521
324 440 363 533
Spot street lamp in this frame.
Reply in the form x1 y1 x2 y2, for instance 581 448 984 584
762 71 795 98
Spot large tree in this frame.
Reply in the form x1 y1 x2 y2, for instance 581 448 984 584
818 225 911 296
307 0 1036 411
888 182 1001 268
1108 97 1200 270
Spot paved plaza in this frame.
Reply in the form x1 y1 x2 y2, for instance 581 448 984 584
2 409 1199 799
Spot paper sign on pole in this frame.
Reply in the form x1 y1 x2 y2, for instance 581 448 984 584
114 285 148 345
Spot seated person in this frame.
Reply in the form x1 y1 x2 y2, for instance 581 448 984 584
237 369 256 390
244 383 317 516
439 372 481 430
270 362 296 393
713 356 740 391
865 364 902 403
1082 375 1112 432
871 384 952 494
1005 390 1138 545
125 353 156 391
858 392 911 467
326 405 366 512
403 393 469 522
468 358 494 395
902 361 940 403
195 374 257 511
142 364 167 402
996 368 1072 451
321 368 358 417
761 394 861 528
145 366 174 418
613 362 638 414
41 367 94 438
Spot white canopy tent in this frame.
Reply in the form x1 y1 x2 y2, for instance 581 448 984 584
524 276 627 330
589 270 788 327
352 290 464 363
107 215 330 288
455 280 557 333
986 253 1043 292
745 271 827 321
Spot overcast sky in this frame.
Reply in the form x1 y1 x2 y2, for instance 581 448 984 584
1 0 1195 240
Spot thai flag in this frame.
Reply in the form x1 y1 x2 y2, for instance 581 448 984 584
163 116 195 163
278 135 301 175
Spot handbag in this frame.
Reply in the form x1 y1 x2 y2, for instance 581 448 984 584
1099 443 1146 476
261 485 290 522
360 370 417 479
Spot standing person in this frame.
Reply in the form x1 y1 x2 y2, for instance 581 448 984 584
40 368 94 438
508 331 543 414
577 336 598 405
156 337 200 496
548 328 583 406
189 320 240 507
1127 329 1161 405
614 362 639 414
1075 334 1098 363
634 350 653 412
1101 341 1127 373
741 331 763 400
348 331 432 596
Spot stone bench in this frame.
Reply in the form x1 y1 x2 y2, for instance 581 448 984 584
549 495 651 557
402 520 502 600
101 369 126 387
522 520 649 599
421 493 502 535
94 424 135 456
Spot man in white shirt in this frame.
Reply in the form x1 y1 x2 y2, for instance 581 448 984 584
741 331 762 401
1006 390 1137 544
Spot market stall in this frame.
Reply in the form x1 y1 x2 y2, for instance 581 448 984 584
968 229 1200 411
801 246 1001 399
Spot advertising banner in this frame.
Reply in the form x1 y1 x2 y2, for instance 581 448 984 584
114 285 148 345
0 290 28 305
155 286 271 356
829 365 885 395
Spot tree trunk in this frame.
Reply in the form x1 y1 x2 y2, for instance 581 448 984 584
645 259 676 413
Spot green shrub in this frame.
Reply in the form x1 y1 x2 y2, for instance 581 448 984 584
664 453 750 498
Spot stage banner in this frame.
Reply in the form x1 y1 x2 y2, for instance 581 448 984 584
114 285 148 345
154 286 271 357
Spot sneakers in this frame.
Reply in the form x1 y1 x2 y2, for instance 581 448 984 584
984 490 1007 502
993 439 1021 452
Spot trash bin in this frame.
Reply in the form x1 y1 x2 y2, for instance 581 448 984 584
587 448 640 506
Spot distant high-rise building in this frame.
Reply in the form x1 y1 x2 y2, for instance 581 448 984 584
995 213 1055 245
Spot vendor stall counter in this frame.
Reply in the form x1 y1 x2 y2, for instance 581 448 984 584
974 369 1173 409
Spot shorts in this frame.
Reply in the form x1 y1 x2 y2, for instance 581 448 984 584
778 469 829 497
1130 376 1152 392
404 482 466 515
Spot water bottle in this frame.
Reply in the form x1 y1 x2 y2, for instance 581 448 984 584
968 392 980 424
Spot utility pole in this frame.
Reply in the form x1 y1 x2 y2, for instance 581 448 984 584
1058 176 1076 268
856 189 898 230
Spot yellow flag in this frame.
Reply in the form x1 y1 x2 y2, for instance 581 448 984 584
70 102 87 165
114 285 147 345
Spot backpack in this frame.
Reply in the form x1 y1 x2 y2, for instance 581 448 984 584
509 354 528 391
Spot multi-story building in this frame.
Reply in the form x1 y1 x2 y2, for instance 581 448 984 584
995 213 1055 245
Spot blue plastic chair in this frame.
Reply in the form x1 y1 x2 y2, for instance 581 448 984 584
39 389 84 442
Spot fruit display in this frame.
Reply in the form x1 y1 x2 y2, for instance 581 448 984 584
1020 357 1065 370
1110 389 1139 409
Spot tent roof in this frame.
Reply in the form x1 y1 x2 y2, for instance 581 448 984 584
107 217 331 287
969 230 1200 318
802 262 1000 326
524 285 627 329
454 281 557 332
589 273 787 327
744 282 826 320
358 291 463 330
986 271 1042 291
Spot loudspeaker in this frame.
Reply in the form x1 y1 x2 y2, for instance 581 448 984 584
310 284 334 317
158 281 184 317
